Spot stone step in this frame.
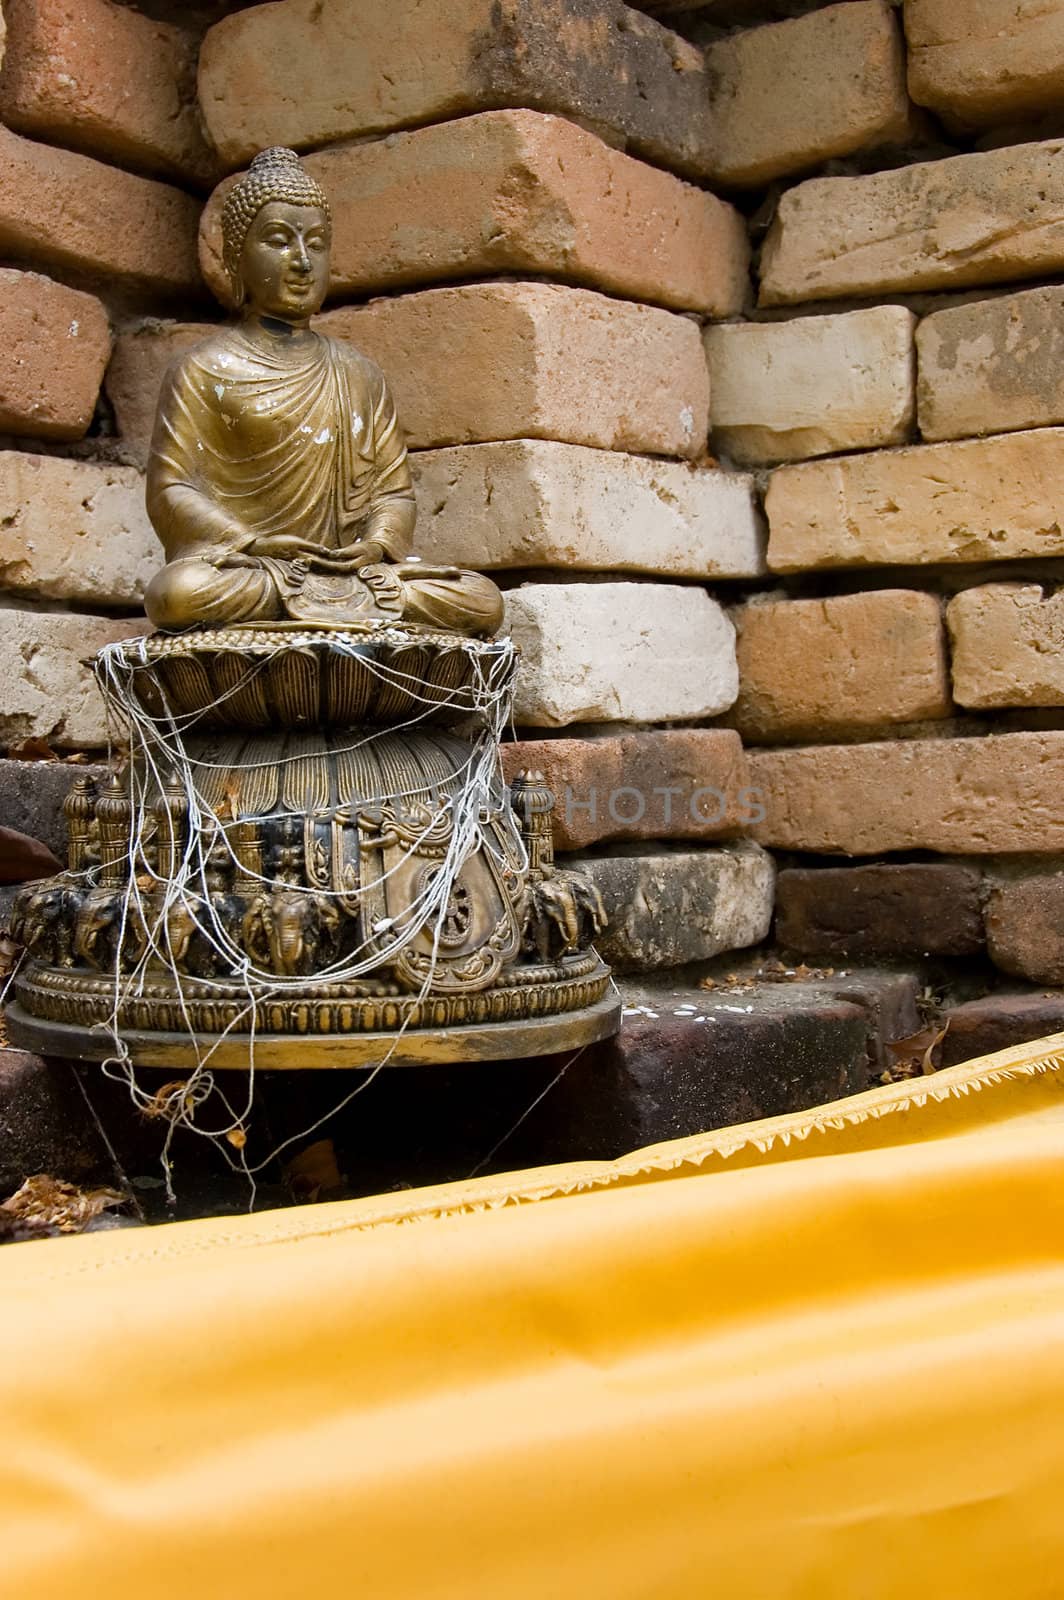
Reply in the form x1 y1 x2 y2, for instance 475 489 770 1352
940 991 1064 1069
0 1048 114 1198
278 965 923 1190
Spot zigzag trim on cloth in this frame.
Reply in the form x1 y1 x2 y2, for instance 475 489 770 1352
12 1028 1064 1284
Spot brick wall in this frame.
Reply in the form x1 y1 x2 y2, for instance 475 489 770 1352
640 0 1064 992
5 0 1064 991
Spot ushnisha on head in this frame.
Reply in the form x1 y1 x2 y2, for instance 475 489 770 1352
219 146 333 321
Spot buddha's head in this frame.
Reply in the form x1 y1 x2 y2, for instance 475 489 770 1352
220 147 332 321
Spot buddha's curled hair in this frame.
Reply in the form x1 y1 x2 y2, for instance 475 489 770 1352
220 146 332 294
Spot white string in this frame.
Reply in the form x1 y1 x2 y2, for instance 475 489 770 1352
87 628 524 1202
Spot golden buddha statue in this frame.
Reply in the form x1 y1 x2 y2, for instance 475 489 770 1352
144 146 503 636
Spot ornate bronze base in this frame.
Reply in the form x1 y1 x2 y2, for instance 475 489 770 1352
5 993 620 1070
9 623 619 1073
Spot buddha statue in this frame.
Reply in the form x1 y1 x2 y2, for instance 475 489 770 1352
144 146 503 637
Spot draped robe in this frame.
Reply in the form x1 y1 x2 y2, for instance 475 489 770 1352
144 322 502 635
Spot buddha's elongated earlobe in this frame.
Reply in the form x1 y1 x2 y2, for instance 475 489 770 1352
229 269 246 309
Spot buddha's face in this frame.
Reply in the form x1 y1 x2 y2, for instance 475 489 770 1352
238 201 331 322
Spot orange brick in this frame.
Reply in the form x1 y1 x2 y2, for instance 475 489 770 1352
730 591 950 741
200 111 748 317
0 122 201 299
500 730 751 850
0 269 110 439
1 0 216 185
750 732 1064 854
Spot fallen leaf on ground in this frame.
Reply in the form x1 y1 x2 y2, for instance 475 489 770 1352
1 1175 127 1234
881 1020 950 1083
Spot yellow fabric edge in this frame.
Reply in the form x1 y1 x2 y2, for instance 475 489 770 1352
9 1026 1064 1283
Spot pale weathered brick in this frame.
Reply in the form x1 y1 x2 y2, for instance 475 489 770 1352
730 591 950 741
761 139 1064 306
579 843 775 972
412 441 764 578
750 732 1064 854
200 111 748 317
505 582 738 726
906 0 1064 128
947 583 1064 709
0 0 215 185
323 283 708 457
198 0 714 179
0 453 156 606
499 728 752 850
0 609 145 749
105 321 214 467
917 286 1064 443
0 269 111 439
703 0 912 187
766 428 1064 572
707 306 915 465
0 122 200 298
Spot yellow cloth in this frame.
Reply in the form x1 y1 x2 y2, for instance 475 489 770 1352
4 1034 1064 1598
